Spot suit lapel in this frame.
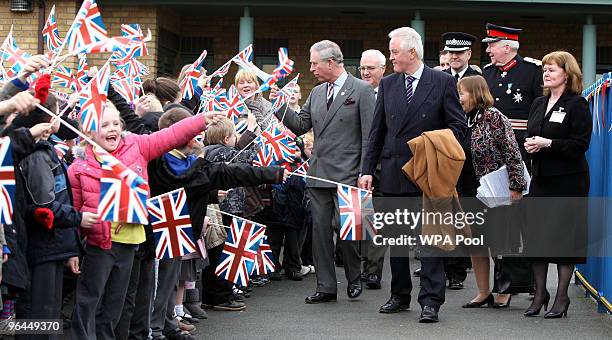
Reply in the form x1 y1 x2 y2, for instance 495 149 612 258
320 74 355 134
397 66 434 134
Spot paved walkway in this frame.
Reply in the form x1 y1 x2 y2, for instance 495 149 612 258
199 258 612 339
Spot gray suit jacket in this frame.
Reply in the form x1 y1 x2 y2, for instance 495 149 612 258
275 73 375 188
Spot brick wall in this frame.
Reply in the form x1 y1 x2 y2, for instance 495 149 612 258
0 0 77 67
2 3 612 96
0 1 158 75
93 3 158 74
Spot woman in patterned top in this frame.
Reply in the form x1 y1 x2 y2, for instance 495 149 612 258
456 75 527 309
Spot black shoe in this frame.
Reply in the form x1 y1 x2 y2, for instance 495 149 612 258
165 329 196 340
448 279 464 290
492 295 512 308
305 292 337 304
379 295 410 313
419 306 439 323
347 280 363 299
269 272 282 281
413 268 421 277
361 272 369 282
365 274 381 289
544 299 570 319
232 293 246 302
524 291 550 317
462 293 494 308
286 271 303 281
212 300 247 311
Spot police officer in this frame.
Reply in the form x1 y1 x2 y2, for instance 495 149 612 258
482 23 543 164
482 23 542 307
442 32 481 81
439 32 480 290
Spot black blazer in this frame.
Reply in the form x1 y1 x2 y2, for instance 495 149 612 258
526 92 592 177
444 65 481 80
362 66 467 194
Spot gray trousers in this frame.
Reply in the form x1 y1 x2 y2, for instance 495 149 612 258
308 187 361 294
362 242 388 278
150 258 181 337
71 242 137 340
115 247 155 340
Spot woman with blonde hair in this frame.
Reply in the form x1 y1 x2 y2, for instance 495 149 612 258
523 51 591 318
455 75 527 309
235 69 273 131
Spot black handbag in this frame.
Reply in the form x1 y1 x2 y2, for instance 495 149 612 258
493 256 535 294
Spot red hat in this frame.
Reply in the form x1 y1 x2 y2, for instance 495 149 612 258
482 23 522 43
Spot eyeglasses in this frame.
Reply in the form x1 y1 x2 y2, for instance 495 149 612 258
359 65 383 72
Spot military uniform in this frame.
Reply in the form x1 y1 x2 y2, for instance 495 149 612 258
482 24 543 165
481 23 539 296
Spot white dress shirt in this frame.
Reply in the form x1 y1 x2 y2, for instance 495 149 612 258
329 71 348 100
406 62 425 93
451 65 469 79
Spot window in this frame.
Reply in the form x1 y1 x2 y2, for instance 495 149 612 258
424 40 441 68
337 40 363 78
179 36 214 75
596 46 612 75
156 29 214 77
254 38 290 86
157 28 179 77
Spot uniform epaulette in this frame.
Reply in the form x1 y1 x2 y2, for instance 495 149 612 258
483 63 493 69
524 57 542 66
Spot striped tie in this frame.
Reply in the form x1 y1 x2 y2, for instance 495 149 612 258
405 75 415 104
326 82 334 109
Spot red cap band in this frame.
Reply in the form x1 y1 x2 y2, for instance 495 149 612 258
487 29 519 41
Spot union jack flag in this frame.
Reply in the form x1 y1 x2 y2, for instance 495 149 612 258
255 123 299 165
120 24 149 57
198 79 225 114
65 0 108 54
50 135 70 160
49 88 70 103
270 74 300 112
337 185 375 241
252 144 274 167
179 50 207 100
252 236 276 275
259 48 295 92
0 137 15 225
209 60 231 79
111 69 137 104
78 60 111 132
294 160 309 176
224 85 246 124
232 44 253 69
120 58 149 78
42 5 62 52
2 32 31 79
96 148 149 224
52 65 74 89
74 35 148 56
215 217 266 286
147 188 197 259
76 53 89 91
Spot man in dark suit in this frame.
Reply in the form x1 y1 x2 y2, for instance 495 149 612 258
272 40 375 304
359 27 467 323
441 31 479 291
